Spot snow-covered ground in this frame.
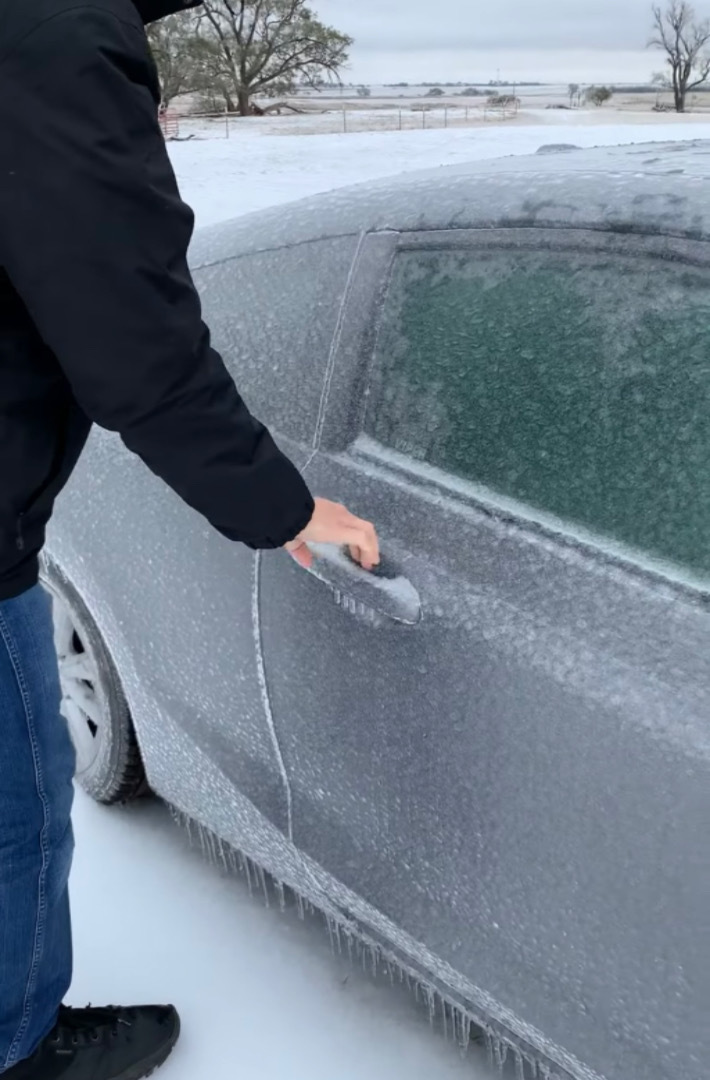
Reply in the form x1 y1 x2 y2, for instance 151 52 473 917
169 117 710 226
71 116 710 1080
71 795 478 1079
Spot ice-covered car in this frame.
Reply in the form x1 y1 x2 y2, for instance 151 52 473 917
44 141 710 1080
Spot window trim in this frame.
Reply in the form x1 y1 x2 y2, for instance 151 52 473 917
395 227 710 267
347 435 710 604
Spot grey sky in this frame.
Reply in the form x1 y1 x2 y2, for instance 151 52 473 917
314 0 673 83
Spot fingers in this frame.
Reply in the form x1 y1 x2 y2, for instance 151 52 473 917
284 497 379 572
344 520 379 570
348 544 362 566
286 541 313 569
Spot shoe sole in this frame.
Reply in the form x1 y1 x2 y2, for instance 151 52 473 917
110 1013 181 1080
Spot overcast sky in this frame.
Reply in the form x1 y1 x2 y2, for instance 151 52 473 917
314 0 671 84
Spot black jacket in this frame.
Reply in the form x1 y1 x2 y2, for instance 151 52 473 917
0 0 314 602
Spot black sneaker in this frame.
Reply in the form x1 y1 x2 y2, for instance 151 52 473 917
4 1003 180 1080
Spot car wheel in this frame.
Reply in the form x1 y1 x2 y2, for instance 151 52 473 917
41 558 149 804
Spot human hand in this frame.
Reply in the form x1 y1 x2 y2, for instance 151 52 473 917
285 497 380 571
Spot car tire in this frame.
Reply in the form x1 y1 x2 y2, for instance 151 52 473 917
41 557 149 805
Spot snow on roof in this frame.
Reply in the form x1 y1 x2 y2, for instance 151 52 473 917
190 139 710 268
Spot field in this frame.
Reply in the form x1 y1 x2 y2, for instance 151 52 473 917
166 82 710 140
168 114 710 227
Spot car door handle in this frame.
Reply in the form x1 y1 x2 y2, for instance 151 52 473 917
303 543 422 626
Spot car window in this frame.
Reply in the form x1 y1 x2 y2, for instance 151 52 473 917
194 236 360 443
365 245 710 578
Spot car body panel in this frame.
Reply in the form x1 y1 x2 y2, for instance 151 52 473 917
47 142 710 1080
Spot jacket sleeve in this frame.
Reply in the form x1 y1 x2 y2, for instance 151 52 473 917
0 5 314 550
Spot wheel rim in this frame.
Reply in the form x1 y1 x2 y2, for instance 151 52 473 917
50 592 105 774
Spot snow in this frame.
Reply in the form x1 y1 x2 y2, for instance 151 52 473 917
70 794 478 1079
69 115 710 1080
168 118 710 227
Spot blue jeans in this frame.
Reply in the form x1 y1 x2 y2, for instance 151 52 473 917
0 585 75 1072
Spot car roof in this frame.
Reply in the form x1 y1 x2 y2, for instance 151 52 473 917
189 139 710 269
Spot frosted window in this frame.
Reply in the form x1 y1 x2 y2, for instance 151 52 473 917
366 247 710 576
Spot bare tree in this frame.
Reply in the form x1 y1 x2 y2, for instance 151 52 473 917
191 0 352 116
147 13 202 107
650 1 710 112
585 85 613 107
568 82 580 106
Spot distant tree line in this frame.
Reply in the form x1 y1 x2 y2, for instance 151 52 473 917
148 0 710 119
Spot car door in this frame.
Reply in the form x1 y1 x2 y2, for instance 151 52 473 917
259 228 710 1080
50 230 362 835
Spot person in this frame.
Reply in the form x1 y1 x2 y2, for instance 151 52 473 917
0 1 379 1077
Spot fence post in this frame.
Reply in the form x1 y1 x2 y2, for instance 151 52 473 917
422 109 426 129
225 106 229 139
465 106 469 122
399 109 402 131
444 106 448 129
343 106 347 133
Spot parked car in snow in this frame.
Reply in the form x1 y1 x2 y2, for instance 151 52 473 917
44 142 710 1080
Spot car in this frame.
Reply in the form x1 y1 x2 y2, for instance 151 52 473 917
44 140 710 1080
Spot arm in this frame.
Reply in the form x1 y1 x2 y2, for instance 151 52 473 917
0 3 314 549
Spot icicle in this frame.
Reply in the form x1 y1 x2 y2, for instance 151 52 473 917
456 1008 464 1047
524 1052 539 1079
274 880 286 912
459 1014 471 1056
425 987 436 1028
493 1037 508 1074
256 865 269 906
326 915 343 954
484 1028 495 1069
295 892 305 920
514 1048 526 1080
326 916 338 953
369 946 379 976
243 856 253 895
442 1001 449 1041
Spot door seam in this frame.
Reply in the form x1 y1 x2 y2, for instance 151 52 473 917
250 550 294 841
305 229 367 473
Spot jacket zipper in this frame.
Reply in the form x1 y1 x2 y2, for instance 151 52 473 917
16 513 25 552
